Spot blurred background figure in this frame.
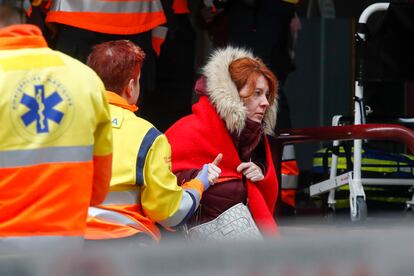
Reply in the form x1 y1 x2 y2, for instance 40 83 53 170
28 0 166 124
144 0 196 131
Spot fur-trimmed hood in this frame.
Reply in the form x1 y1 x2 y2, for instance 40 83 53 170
201 46 278 136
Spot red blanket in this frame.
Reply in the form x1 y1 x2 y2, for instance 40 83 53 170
166 96 279 235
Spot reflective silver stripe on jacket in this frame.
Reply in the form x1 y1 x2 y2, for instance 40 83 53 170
0 146 93 168
50 0 163 14
281 174 299 189
101 190 140 205
88 207 146 231
151 26 168 39
281 144 298 189
281 144 296 161
157 189 199 228
0 236 83 251
184 188 201 206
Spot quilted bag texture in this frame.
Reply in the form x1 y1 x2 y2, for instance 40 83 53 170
186 203 263 241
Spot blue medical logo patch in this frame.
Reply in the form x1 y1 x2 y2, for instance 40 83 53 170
11 76 74 142
20 85 64 133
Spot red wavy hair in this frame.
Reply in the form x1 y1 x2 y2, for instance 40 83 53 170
228 57 278 105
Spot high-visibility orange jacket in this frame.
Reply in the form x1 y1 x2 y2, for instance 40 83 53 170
0 25 112 239
281 144 299 207
45 0 166 35
86 92 205 241
151 25 168 56
151 0 189 56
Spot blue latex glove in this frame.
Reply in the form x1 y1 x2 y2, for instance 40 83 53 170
196 164 210 191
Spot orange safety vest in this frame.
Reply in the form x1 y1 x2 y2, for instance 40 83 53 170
87 190 161 241
151 0 189 55
46 0 166 35
281 144 299 207
151 26 168 56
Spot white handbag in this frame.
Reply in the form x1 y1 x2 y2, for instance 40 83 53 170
184 203 263 241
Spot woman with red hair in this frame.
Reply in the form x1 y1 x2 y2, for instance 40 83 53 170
166 46 280 238
85 40 222 245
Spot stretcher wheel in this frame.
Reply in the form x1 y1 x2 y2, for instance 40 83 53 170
324 204 336 222
352 197 368 221
404 203 414 217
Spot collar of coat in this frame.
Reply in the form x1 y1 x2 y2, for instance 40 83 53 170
105 91 139 112
202 46 278 136
0 24 47 50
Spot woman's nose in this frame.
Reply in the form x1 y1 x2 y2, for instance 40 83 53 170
261 95 269 107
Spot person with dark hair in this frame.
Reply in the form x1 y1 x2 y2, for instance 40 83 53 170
148 0 196 132
0 0 113 250
86 40 222 245
0 2 25 27
166 46 279 237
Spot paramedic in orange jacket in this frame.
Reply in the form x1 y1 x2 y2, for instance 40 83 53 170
85 40 221 244
29 0 166 117
38 0 166 62
0 3 112 249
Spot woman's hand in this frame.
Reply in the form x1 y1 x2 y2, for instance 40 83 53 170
236 162 264 182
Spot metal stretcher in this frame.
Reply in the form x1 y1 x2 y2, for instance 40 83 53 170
271 124 414 221
272 2 414 221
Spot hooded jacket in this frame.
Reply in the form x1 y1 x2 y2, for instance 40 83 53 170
166 46 279 234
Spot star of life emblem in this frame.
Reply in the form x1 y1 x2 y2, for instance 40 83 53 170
20 84 64 134
11 76 74 143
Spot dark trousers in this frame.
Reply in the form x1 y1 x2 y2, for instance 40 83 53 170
227 0 295 131
141 14 196 132
228 1 297 216
228 0 295 84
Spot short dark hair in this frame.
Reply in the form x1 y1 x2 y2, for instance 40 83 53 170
0 0 24 9
0 0 26 27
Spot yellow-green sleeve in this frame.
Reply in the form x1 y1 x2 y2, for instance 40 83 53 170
140 133 203 227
